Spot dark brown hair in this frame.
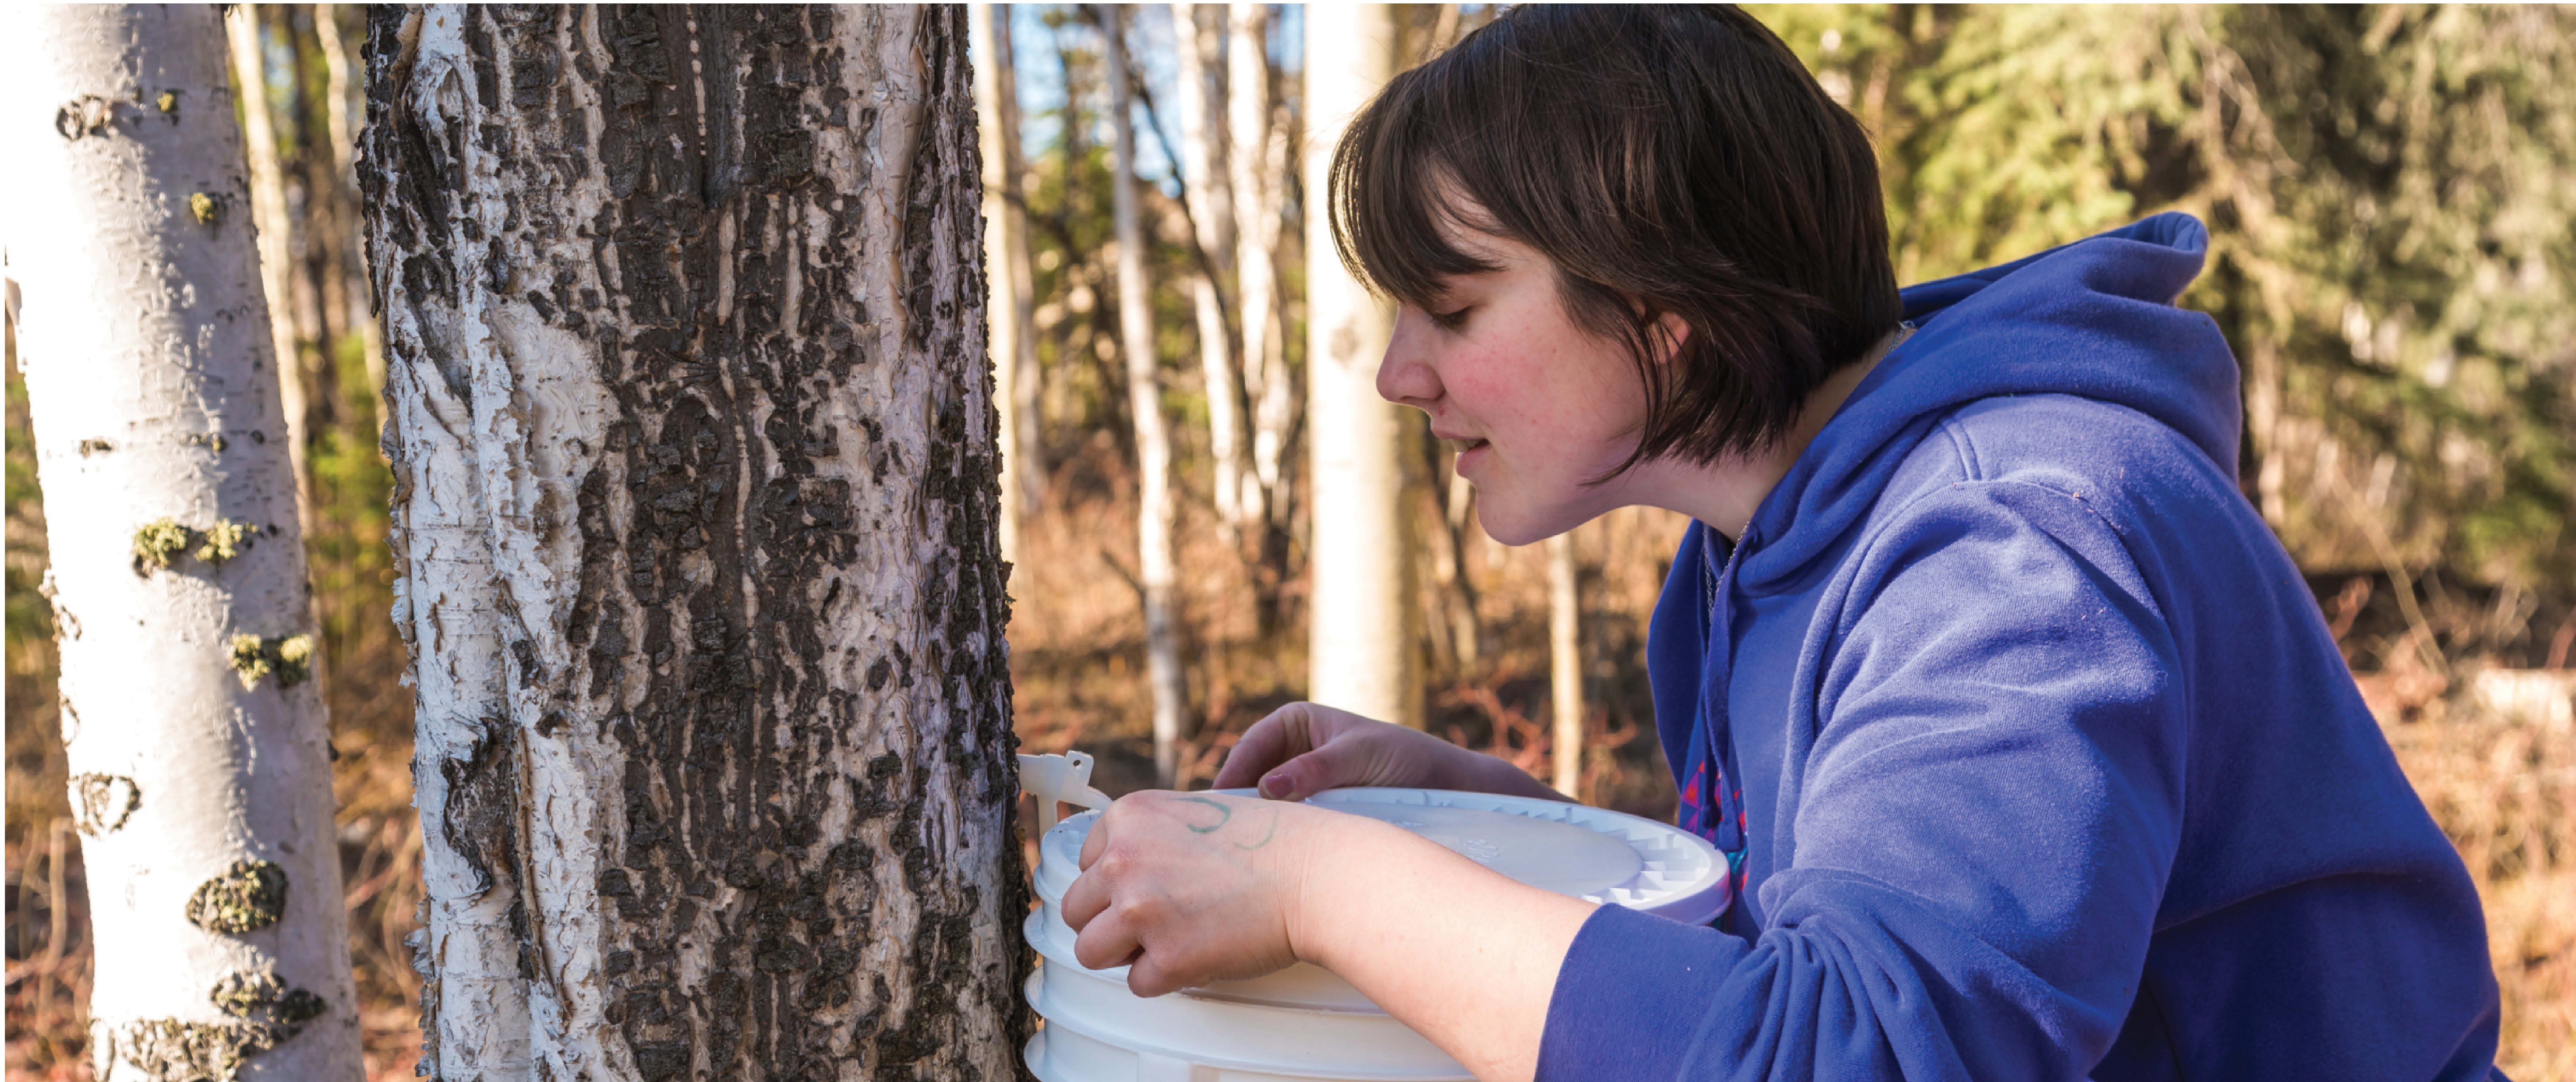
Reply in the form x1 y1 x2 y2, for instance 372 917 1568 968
1331 5 1901 472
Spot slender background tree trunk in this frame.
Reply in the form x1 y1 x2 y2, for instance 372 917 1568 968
360 7 1026 1079
227 3 317 534
1304 3 1420 728
1104 6 1193 787
1174 2 1246 543
3 6 364 1079
1547 533 1582 798
1230 2 1289 539
313 2 386 407
972 3 1039 566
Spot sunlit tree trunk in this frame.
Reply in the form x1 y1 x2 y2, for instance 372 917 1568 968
1175 2 1247 542
973 3 1040 564
359 7 1026 1079
2 7 363 1079
1305 3 1420 727
1105 6 1193 786
226 3 315 533
313 2 385 406
1441 466 1483 670
1548 532 1582 797
1230 2 1289 534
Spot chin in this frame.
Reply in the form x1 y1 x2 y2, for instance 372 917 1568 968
1473 500 1563 547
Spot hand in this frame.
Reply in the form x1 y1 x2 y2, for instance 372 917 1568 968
1059 790 1337 996
1212 702 1568 803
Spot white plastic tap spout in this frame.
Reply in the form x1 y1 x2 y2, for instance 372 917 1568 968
1019 751 1113 832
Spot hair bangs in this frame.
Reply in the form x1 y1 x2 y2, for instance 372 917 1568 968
1329 71 1499 311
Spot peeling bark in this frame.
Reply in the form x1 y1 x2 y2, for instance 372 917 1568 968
2 6 364 1080
358 7 1026 1080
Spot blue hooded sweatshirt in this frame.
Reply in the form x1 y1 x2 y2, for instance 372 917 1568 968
1535 215 2501 1081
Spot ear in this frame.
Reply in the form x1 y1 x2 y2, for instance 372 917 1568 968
1652 310 1692 364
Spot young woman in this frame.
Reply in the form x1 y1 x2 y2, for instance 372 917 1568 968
1058 8 2502 1080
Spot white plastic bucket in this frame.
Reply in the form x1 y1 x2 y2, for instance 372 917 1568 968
1017 754 1729 1082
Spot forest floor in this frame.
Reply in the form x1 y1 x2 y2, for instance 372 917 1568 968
8 447 2574 1080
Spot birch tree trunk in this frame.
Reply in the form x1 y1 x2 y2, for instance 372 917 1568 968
2 7 364 1079
1104 6 1192 787
1547 533 1582 798
1229 2 1287 533
1174 2 1246 541
971 3 1040 565
313 3 386 405
358 8 1026 1080
226 3 315 532
1305 3 1421 728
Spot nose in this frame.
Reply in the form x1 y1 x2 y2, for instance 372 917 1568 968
1376 306 1443 409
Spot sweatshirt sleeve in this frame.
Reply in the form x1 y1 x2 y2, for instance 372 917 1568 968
1540 481 2188 1082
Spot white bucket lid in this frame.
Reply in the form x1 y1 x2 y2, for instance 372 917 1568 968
1015 757 1732 1080
1033 786 1730 926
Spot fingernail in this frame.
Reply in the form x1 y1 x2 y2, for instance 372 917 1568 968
1259 773 1291 799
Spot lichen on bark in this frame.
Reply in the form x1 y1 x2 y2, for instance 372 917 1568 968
132 517 192 571
130 517 258 574
185 858 289 933
226 633 314 690
208 968 328 1028
109 969 330 1082
193 518 253 563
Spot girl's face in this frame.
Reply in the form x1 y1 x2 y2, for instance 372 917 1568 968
1375 231 1666 545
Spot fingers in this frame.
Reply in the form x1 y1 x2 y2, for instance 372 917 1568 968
1124 951 1185 998
1078 804 1112 870
1072 903 1145 972
1061 861 1111 932
1212 704 1318 791
1259 736 1373 802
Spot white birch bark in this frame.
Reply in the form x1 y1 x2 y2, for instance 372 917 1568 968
1305 3 1421 728
1174 2 1247 540
359 7 1026 1080
1229 2 1289 531
1 7 363 1079
972 3 1040 565
1547 532 1582 798
1105 7 1193 786
224 4 313 532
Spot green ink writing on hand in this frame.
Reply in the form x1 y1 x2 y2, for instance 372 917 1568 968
1233 808 1281 850
1173 796 1235 834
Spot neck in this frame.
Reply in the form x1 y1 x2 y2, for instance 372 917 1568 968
1629 325 1908 541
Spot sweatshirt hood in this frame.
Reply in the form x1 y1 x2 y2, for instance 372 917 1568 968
1736 212 2240 592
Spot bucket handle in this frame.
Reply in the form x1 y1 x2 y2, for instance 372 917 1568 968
1018 751 1113 832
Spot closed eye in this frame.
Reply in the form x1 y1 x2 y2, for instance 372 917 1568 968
1430 305 1473 331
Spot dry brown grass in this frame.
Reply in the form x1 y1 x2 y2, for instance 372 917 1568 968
2373 664 2576 1082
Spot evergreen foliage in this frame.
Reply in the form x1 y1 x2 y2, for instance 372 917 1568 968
1756 4 2575 584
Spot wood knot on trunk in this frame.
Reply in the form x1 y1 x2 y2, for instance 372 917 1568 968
186 858 290 934
71 773 140 834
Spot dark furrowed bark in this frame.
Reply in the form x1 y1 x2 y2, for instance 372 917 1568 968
361 6 1026 1080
